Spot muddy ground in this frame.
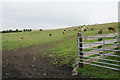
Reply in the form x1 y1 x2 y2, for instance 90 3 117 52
2 35 90 79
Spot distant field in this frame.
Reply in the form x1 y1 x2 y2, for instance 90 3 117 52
2 29 75 50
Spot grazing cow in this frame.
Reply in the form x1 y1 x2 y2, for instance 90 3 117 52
20 36 24 39
81 27 87 32
83 29 87 32
64 30 66 32
108 27 116 32
49 34 52 36
98 29 103 34
69 30 70 31
63 31 66 34
78 29 82 32
91 28 94 30
98 38 102 41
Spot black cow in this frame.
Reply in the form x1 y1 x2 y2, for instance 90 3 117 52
91 28 94 30
84 29 87 32
49 34 52 36
98 38 102 41
98 29 103 34
64 30 66 32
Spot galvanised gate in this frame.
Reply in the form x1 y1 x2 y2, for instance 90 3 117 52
77 33 120 71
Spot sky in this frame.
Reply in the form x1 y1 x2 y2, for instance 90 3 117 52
0 0 119 30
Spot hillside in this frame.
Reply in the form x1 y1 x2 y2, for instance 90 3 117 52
2 22 118 50
2 22 119 78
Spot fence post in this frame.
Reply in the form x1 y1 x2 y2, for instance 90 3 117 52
98 38 103 49
77 33 84 68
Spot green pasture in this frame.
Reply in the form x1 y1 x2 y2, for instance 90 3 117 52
43 22 118 65
2 29 76 50
42 22 119 78
2 22 118 50
2 22 119 78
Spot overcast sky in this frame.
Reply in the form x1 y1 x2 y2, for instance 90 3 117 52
0 0 119 30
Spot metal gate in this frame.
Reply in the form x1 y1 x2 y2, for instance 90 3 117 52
77 33 120 71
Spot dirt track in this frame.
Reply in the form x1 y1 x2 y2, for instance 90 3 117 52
2 35 84 79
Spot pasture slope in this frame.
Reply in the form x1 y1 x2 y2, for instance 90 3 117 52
2 22 119 79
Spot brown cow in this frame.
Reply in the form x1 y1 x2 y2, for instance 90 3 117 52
78 29 81 32
20 36 24 39
108 27 116 32
63 31 65 34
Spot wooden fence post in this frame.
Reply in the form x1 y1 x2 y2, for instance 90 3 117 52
98 38 103 49
77 33 84 68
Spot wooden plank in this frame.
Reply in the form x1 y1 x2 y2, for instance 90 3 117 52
77 33 84 68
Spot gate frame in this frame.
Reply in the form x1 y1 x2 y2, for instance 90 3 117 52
77 33 120 71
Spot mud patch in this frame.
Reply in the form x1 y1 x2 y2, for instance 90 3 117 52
2 39 77 78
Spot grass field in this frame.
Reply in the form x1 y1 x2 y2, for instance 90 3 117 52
2 30 75 50
2 22 119 78
2 22 118 50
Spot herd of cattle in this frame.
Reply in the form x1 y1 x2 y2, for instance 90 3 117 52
62 26 116 35
20 26 116 39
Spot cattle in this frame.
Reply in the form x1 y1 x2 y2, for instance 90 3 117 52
63 31 66 34
49 34 52 36
64 30 66 32
108 27 116 32
81 27 87 32
20 36 24 39
98 29 103 34
98 38 102 41
83 29 87 32
91 28 94 30
69 30 70 31
78 29 82 32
